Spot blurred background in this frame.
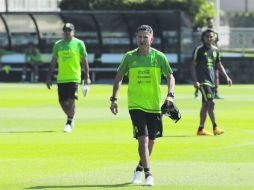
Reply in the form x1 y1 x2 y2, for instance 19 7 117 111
0 0 253 83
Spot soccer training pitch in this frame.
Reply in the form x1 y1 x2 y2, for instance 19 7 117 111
0 83 253 190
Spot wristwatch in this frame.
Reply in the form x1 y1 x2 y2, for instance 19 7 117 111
167 92 174 98
110 96 117 102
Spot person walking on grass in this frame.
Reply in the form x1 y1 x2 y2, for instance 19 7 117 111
110 25 175 186
46 23 91 133
191 29 232 136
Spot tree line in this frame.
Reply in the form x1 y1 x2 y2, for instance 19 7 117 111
59 0 216 28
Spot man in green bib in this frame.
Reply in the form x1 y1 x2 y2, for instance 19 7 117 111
110 25 175 186
46 23 91 133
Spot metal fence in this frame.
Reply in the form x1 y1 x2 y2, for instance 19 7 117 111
219 27 254 53
193 27 254 56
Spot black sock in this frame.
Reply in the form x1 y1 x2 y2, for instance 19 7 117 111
144 168 152 178
198 125 204 131
135 161 143 172
213 123 217 130
66 116 73 125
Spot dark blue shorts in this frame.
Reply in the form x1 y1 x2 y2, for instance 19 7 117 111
129 109 163 140
57 82 78 102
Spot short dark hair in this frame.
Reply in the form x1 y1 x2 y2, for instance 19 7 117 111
136 25 153 35
206 17 214 22
201 28 214 42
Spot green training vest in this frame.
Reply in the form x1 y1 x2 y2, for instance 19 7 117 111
118 48 172 113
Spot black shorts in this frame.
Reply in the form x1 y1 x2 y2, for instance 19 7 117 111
57 82 78 102
199 85 215 102
129 109 163 140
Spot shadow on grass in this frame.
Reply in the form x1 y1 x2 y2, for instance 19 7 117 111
0 130 57 133
25 182 132 189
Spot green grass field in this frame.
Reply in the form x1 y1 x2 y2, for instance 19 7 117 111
0 83 253 190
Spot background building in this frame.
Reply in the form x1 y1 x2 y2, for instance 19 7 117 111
220 0 254 12
0 0 61 12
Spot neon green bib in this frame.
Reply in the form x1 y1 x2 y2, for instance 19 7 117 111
52 37 87 83
118 48 172 113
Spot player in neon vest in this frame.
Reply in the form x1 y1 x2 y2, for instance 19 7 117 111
46 23 91 133
110 25 175 186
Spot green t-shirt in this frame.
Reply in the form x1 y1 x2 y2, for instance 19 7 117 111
118 48 173 113
25 48 41 63
52 37 87 83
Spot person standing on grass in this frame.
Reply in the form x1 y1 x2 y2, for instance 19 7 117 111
191 29 232 136
46 23 91 133
195 17 223 99
110 25 175 186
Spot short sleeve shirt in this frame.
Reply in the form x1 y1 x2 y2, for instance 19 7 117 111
25 48 41 63
192 45 221 87
52 37 87 83
118 48 173 113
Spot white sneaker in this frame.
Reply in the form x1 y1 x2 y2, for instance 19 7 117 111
132 171 142 184
144 175 154 186
64 124 72 133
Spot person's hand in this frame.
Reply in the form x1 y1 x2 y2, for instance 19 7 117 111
46 76 52 89
84 78 91 85
110 101 118 115
226 77 232 86
165 96 174 107
194 81 200 89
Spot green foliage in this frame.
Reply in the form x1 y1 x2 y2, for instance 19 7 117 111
59 0 216 27
188 0 216 28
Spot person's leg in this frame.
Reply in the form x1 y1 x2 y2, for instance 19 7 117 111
143 112 161 186
27 61 35 82
198 86 208 131
146 139 154 178
59 99 75 124
207 100 216 127
137 135 154 186
58 83 78 132
207 99 224 135
133 139 155 185
34 63 39 82
135 139 155 173
129 110 148 184
138 135 150 171
29 61 38 82
199 102 208 130
197 85 213 135
148 140 155 156
22 65 27 81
